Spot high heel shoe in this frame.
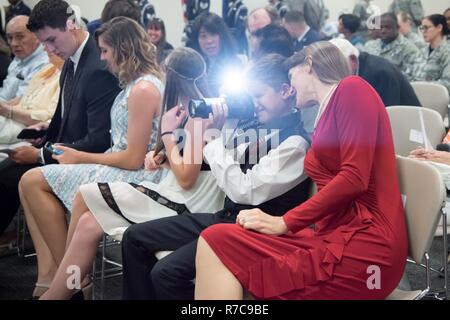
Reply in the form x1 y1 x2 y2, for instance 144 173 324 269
70 282 93 300
30 282 51 300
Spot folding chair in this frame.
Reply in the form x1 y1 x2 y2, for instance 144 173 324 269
386 156 448 300
386 106 446 156
411 82 450 121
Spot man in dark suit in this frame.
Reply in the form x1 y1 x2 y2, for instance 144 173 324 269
331 38 421 107
0 0 120 236
281 10 322 52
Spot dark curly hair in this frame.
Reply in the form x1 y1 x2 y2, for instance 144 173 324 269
27 0 72 32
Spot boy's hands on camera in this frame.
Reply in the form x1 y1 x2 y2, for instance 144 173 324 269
206 102 228 131
161 104 188 133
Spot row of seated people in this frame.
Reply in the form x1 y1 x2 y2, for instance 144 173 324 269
0 0 410 301
251 7 450 95
2 2 449 149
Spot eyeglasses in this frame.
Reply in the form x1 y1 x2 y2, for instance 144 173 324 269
419 25 434 32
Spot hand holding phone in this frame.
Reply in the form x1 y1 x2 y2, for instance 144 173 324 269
17 128 48 140
44 142 64 155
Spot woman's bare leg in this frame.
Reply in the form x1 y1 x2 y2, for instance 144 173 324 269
19 184 57 295
66 191 90 250
19 169 68 267
195 236 243 300
40 211 104 300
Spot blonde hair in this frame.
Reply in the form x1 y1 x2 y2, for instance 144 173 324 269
285 41 352 85
96 16 162 87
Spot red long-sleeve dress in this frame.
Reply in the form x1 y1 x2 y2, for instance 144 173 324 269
201 76 408 300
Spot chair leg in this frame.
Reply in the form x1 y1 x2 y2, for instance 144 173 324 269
100 234 107 300
15 209 22 257
442 208 448 299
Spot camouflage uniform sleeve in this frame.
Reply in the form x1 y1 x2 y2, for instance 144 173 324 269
402 43 425 81
409 0 424 27
437 52 450 94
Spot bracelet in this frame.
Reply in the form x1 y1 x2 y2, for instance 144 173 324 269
161 131 174 138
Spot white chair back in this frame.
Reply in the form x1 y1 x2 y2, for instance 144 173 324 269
387 106 445 156
411 82 450 120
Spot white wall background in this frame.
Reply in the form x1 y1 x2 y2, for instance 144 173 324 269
2 0 449 47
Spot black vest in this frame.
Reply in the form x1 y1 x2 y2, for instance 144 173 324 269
217 112 311 221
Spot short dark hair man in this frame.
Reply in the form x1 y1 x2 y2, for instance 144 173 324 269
282 10 322 52
0 0 120 236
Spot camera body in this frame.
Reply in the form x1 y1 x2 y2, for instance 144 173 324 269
189 94 254 119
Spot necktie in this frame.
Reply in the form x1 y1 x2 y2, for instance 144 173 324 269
63 59 75 117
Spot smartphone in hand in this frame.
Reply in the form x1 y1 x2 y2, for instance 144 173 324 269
17 128 47 140
44 142 64 155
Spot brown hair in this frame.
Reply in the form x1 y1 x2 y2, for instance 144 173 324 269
285 41 352 85
153 47 209 154
96 16 162 87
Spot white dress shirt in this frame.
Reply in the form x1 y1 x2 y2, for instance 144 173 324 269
204 131 309 206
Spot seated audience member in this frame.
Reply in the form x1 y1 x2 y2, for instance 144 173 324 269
365 12 424 81
19 16 164 299
252 23 294 59
190 12 241 96
0 15 48 103
0 0 120 238
285 0 326 31
195 42 407 301
5 0 31 24
331 38 421 107
0 52 62 144
281 11 322 52
121 53 311 300
338 14 365 50
0 36 11 86
87 0 141 35
417 14 450 94
389 0 424 31
247 7 279 56
147 17 174 65
397 11 426 50
39 47 227 300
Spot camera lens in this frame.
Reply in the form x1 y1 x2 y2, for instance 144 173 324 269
189 96 254 120
188 99 212 118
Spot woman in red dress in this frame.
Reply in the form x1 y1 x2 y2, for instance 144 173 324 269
195 42 408 300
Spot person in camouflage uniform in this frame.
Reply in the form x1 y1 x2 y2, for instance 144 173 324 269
389 0 424 30
365 13 424 81
417 14 450 93
397 11 426 50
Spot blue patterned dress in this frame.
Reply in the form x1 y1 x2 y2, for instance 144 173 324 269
40 74 167 211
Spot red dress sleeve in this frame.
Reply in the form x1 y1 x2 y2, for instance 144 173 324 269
283 77 382 233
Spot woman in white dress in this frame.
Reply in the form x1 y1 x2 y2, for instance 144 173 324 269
39 47 226 299
19 17 164 299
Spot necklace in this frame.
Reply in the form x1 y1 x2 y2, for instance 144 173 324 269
314 84 338 129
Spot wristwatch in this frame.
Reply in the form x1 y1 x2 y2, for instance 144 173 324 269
37 149 45 164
